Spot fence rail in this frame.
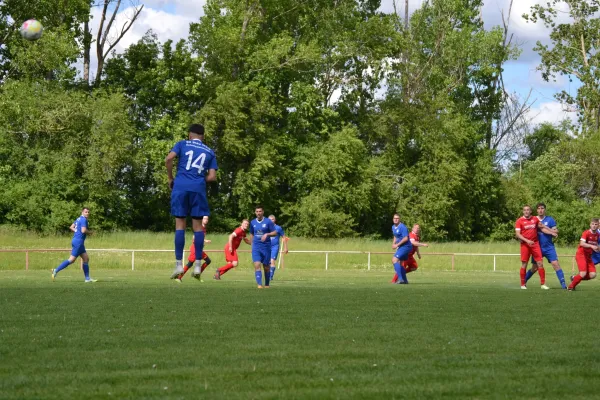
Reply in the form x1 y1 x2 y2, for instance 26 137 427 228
0 248 579 272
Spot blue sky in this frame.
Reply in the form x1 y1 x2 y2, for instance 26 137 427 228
98 0 579 125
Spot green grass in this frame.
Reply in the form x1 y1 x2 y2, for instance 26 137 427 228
1 268 599 399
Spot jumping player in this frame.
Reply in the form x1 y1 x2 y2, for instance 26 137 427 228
515 205 547 289
250 205 277 288
268 214 288 281
52 207 97 283
166 124 217 280
214 219 251 280
392 224 428 283
391 214 413 284
568 218 600 291
176 216 212 282
524 203 566 289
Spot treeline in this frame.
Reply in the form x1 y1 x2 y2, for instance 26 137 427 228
1 0 600 242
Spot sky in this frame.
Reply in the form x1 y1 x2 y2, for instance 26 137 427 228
93 0 580 126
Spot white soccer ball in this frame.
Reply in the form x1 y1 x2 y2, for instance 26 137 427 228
20 19 43 41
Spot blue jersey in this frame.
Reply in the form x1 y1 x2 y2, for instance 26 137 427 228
171 139 218 193
392 223 412 249
537 216 557 249
72 216 88 242
270 225 285 247
250 218 276 247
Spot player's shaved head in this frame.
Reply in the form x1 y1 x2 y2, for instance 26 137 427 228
592 218 599 224
188 124 205 137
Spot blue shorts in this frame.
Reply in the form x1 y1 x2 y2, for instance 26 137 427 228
394 246 411 261
170 190 209 218
271 246 280 260
252 245 271 265
541 246 558 263
592 251 600 265
71 241 86 258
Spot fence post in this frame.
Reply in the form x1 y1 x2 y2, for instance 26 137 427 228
131 251 135 271
493 255 496 272
451 254 455 271
367 252 371 271
572 256 575 273
325 253 329 271
25 251 29 271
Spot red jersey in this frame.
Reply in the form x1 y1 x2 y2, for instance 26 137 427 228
408 231 419 256
515 216 539 242
577 229 599 256
230 227 247 251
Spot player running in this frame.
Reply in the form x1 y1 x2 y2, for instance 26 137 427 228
568 218 600 291
214 219 252 280
391 214 413 284
166 124 217 280
175 216 212 282
52 207 97 283
268 214 288 281
250 205 277 288
392 224 428 283
515 205 547 290
523 203 566 289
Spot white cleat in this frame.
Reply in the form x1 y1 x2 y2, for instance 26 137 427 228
520 285 527 290
84 278 98 283
170 266 184 279
541 285 550 290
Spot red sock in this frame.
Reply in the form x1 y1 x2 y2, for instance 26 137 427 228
201 263 208 273
391 273 398 283
181 265 190 277
520 268 526 286
218 263 234 275
569 275 583 289
538 268 546 285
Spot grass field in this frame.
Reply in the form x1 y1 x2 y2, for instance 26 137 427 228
1 228 599 399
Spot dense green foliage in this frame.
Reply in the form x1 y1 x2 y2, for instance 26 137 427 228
1 0 599 241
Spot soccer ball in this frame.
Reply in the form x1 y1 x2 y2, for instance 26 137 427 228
20 19 43 41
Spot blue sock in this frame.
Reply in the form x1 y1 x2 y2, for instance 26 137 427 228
270 266 276 280
556 269 566 288
393 262 405 283
255 270 263 285
194 230 205 263
174 230 185 260
525 269 534 282
82 263 90 280
399 264 408 283
264 268 271 286
55 260 71 274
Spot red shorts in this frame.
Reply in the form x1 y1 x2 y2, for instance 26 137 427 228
401 255 418 271
520 242 542 262
575 252 596 273
224 245 239 263
187 245 207 263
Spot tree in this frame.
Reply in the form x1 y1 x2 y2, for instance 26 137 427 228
524 0 600 132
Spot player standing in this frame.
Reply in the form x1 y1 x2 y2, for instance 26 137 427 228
214 219 252 280
268 214 288 281
568 218 600 291
391 214 413 284
515 205 546 289
392 224 428 283
176 216 212 282
52 207 97 283
523 203 566 289
165 124 217 280
249 205 277 288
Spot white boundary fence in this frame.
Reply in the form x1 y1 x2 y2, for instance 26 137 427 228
0 248 579 272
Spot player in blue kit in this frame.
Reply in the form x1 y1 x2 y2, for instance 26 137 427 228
525 203 566 289
268 214 288 281
591 235 600 271
165 124 218 280
391 213 413 284
52 207 97 282
250 205 277 288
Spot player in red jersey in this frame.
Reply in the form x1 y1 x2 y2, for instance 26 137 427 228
214 219 251 280
176 216 211 282
391 224 429 283
568 218 600 291
515 205 546 289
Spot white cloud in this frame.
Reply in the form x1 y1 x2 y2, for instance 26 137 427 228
528 100 578 126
